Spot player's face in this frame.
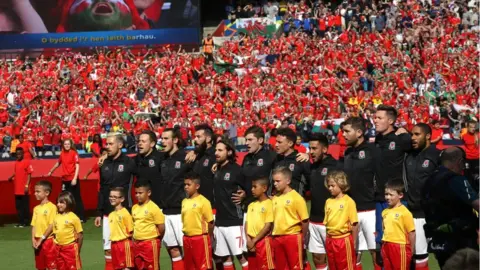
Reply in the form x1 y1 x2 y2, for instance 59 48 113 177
109 191 124 206
327 179 342 197
251 181 267 198
385 188 402 207
161 131 176 153
63 140 72 151
296 136 302 146
374 111 391 134
34 186 48 201
194 130 207 149
215 143 229 164
275 135 292 155
411 126 428 150
342 124 359 147
57 200 67 213
106 137 121 157
184 179 199 197
138 134 155 155
273 173 290 192
245 133 262 154
309 141 327 162
135 187 151 204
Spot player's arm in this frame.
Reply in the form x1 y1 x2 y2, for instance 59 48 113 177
156 223 165 239
83 168 93 180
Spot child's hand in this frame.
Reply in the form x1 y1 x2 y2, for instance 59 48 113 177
33 238 42 249
32 238 37 249
247 238 255 252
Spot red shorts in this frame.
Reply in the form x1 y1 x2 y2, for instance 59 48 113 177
111 239 135 270
247 237 275 270
56 242 82 270
381 242 412 270
325 235 356 270
272 234 306 270
183 235 213 270
133 239 160 270
34 237 58 270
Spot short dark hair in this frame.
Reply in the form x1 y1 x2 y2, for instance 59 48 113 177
36 180 52 194
140 130 157 143
16 147 24 152
309 133 329 147
110 187 126 198
376 105 398 122
163 128 186 148
245 126 265 140
343 117 366 135
184 171 201 185
57 191 76 212
385 181 405 194
276 128 297 145
252 177 269 187
134 181 151 190
195 124 215 143
414 123 432 136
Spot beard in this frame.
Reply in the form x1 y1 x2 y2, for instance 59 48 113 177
195 141 207 156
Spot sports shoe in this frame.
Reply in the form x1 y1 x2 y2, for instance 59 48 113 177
14 224 25 228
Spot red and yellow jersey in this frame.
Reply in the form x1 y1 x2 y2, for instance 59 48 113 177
31 201 57 238
324 194 358 238
53 212 83 245
382 205 415 245
108 207 133 242
181 195 213 236
246 199 274 238
272 190 309 235
132 200 165 240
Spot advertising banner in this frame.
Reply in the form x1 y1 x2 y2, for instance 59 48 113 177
0 0 200 49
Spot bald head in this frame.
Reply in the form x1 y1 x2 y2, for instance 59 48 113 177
441 147 465 174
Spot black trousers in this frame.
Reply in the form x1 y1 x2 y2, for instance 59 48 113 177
15 195 30 225
62 180 85 221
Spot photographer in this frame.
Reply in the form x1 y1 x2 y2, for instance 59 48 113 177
422 147 479 268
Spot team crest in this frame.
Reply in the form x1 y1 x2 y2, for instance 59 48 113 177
359 151 365 159
389 142 396 150
395 213 400 219
289 164 295 171
224 173 230 180
422 160 429 168
261 207 266 213
43 210 48 215
203 159 209 167
193 203 197 209
340 204 344 209
148 159 155 167
65 220 69 224
118 165 124 172
144 210 148 215
321 168 328 176
257 159 264 166
175 161 181 169
286 200 291 205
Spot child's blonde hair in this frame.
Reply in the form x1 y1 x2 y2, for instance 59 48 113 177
324 170 350 192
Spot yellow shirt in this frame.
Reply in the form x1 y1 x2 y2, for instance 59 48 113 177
324 194 358 238
272 190 309 236
382 205 415 245
246 199 274 238
108 207 134 242
31 201 57 238
132 200 165 240
53 212 83 245
181 195 213 236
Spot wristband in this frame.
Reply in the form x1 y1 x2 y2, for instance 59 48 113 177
41 235 46 240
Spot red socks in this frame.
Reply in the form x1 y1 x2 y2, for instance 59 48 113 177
172 257 185 270
104 257 114 270
416 258 429 270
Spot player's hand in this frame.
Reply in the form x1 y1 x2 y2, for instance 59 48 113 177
247 238 255 251
231 190 246 205
33 238 42 249
395 127 408 135
98 154 107 167
211 163 218 173
71 179 77 186
94 217 102 227
24 186 29 194
296 153 309 162
185 151 197 163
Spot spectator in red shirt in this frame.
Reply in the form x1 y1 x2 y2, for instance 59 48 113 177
0 106 9 124
46 139 85 221
16 134 36 160
43 130 53 156
90 134 102 157
294 134 307 153
8 147 33 227
462 120 479 188
51 128 62 154
430 120 443 145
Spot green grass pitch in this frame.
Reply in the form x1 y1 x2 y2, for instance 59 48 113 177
0 219 440 269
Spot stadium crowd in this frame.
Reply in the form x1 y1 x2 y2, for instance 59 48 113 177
2 0 480 269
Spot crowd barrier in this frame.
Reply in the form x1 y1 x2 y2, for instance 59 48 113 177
0 144 457 216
